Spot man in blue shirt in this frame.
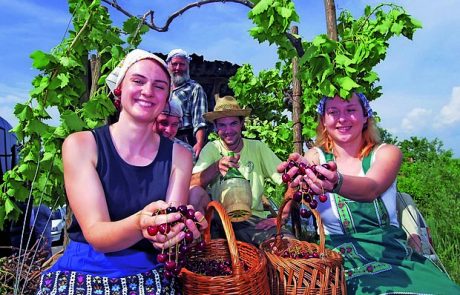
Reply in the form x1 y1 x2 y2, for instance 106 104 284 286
166 49 208 157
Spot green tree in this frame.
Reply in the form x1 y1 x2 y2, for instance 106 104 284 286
396 137 460 283
231 2 421 159
0 0 148 227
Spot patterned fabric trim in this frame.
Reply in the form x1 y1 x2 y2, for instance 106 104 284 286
336 242 368 262
345 261 392 279
37 268 178 295
374 197 390 227
335 242 392 280
334 194 356 234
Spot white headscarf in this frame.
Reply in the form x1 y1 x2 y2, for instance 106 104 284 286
166 48 192 63
106 49 170 94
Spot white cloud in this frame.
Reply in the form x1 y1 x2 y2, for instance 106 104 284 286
0 106 19 128
400 108 432 133
0 82 30 128
434 87 460 127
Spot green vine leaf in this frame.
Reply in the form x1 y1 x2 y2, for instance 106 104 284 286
61 110 87 131
30 50 56 70
4 198 16 215
251 0 271 15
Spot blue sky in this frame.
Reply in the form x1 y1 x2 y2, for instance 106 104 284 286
0 0 459 157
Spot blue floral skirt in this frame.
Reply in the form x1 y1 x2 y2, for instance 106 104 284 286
36 241 179 295
37 268 178 295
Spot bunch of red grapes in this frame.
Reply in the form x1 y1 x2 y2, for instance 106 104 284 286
264 239 321 260
184 258 249 276
147 205 206 281
279 246 320 259
281 160 334 219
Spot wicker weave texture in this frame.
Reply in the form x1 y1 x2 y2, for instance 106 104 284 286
180 201 270 295
260 198 346 295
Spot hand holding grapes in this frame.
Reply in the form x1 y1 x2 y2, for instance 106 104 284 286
276 153 311 188
143 203 209 281
276 153 344 221
138 200 185 249
302 161 339 195
277 153 340 194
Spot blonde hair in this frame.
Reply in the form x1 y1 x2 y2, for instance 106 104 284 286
315 116 381 159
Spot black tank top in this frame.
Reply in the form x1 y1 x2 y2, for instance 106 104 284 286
68 125 173 252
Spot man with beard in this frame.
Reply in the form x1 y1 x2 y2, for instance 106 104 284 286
189 96 293 246
166 49 208 157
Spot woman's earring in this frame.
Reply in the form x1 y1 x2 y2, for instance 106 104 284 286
114 87 122 97
114 98 121 111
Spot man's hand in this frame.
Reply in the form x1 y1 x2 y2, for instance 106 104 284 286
217 153 240 176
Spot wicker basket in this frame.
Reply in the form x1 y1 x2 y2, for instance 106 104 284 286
260 198 346 295
179 200 270 295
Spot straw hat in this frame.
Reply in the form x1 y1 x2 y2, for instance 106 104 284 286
203 96 251 122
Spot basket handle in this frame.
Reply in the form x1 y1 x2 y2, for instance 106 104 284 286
276 195 326 254
203 200 243 275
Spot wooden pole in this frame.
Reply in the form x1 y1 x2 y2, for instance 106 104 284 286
291 26 303 155
290 26 302 239
323 0 338 41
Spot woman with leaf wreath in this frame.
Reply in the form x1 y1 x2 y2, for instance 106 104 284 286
278 93 460 294
37 49 207 295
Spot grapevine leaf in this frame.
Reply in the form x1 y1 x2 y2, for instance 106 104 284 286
123 17 140 34
5 198 16 215
16 104 33 121
57 73 70 88
391 21 404 35
61 111 87 131
336 54 353 67
30 50 54 70
276 7 292 19
336 76 360 92
28 119 49 135
251 0 271 15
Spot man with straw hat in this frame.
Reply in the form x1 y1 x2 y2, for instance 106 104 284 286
190 95 293 246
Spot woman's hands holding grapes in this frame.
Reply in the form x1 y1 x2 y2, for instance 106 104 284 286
303 161 339 195
138 201 208 250
277 153 340 195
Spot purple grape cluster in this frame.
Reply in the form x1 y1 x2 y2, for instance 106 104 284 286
147 205 206 281
282 160 333 219
184 258 248 276
280 248 320 259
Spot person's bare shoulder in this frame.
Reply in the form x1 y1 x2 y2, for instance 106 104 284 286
62 131 97 163
375 143 402 163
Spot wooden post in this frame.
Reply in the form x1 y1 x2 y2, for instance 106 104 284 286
291 26 303 155
323 0 338 41
290 26 302 239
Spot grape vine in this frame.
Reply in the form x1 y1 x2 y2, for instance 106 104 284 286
0 0 148 227
0 0 422 228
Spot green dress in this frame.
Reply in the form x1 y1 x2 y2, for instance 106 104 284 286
321 151 460 295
